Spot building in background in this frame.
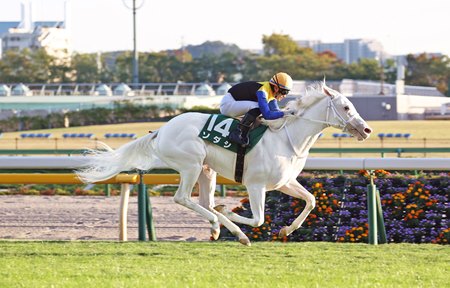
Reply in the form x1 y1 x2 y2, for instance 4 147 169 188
297 38 388 64
0 0 71 62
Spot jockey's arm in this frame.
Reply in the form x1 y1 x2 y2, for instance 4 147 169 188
268 99 281 111
257 91 284 120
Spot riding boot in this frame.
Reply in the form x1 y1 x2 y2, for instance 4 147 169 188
229 112 256 146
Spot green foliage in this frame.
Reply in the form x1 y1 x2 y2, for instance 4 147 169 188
179 106 219 114
1 36 448 94
262 33 300 56
72 53 102 83
0 48 53 83
339 58 383 80
406 53 450 95
0 102 168 132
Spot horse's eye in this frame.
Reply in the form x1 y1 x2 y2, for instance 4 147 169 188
344 106 350 111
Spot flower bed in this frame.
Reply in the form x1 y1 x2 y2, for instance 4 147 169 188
219 171 449 244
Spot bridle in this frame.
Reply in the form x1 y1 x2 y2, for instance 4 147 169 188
299 95 359 132
280 94 360 157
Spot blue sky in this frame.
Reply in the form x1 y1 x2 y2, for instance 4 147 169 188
0 0 449 56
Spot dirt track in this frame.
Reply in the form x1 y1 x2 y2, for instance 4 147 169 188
0 196 244 241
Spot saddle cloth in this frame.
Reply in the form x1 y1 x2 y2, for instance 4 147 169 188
198 114 268 154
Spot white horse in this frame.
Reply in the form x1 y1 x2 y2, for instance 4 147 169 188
76 82 372 246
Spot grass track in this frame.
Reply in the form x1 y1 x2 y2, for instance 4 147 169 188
0 241 448 287
2 120 449 139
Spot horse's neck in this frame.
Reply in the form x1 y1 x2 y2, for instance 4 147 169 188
286 97 328 156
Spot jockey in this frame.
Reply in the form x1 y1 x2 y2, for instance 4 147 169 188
220 72 293 146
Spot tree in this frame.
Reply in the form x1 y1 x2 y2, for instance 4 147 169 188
0 48 52 83
262 33 300 56
0 48 73 83
140 52 191 82
405 53 450 95
188 52 240 83
71 53 102 83
339 58 382 80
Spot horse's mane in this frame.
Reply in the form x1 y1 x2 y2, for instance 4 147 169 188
261 81 336 130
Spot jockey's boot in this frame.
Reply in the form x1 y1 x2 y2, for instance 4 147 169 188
229 112 256 146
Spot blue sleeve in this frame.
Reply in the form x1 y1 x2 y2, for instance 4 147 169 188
257 91 284 120
268 99 281 111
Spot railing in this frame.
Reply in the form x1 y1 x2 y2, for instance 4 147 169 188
310 147 450 157
1 147 450 157
0 156 449 244
0 156 448 170
1 82 234 97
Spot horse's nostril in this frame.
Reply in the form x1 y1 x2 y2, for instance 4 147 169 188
364 128 372 134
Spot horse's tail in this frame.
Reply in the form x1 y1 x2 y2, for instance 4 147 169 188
76 131 159 183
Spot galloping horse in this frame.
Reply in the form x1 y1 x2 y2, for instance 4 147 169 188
76 82 372 246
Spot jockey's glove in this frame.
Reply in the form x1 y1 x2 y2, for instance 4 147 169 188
284 110 296 116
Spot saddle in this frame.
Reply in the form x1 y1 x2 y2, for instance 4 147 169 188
198 114 269 183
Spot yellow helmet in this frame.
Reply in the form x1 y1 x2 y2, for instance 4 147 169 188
270 72 293 91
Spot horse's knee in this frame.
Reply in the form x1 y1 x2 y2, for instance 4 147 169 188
306 194 316 211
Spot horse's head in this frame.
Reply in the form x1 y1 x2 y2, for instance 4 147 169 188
267 82 372 140
321 84 372 141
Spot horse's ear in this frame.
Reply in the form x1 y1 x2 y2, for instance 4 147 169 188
323 85 333 98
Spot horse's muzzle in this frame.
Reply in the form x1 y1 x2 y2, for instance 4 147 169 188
346 123 372 141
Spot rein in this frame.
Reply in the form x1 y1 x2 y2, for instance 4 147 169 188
298 96 358 131
268 95 357 132
277 95 358 157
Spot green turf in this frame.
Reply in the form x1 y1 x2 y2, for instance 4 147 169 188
0 241 448 287
2 120 449 140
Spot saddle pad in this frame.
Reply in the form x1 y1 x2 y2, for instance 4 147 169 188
199 114 268 154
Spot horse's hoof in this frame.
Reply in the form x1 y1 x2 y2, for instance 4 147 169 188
211 227 220 240
239 238 251 246
214 204 226 213
279 226 289 238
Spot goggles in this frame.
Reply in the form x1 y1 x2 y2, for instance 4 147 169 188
279 88 290 95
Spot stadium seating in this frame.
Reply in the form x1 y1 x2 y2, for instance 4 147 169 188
104 133 137 139
377 133 412 139
62 133 94 139
332 133 352 138
20 133 52 138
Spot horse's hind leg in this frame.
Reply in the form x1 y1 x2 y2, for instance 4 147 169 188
198 165 217 211
197 165 220 239
277 178 316 237
197 166 251 245
173 166 221 237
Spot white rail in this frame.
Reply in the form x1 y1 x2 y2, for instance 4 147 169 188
0 156 448 170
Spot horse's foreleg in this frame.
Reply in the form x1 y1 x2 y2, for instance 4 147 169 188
278 179 316 237
215 185 266 227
